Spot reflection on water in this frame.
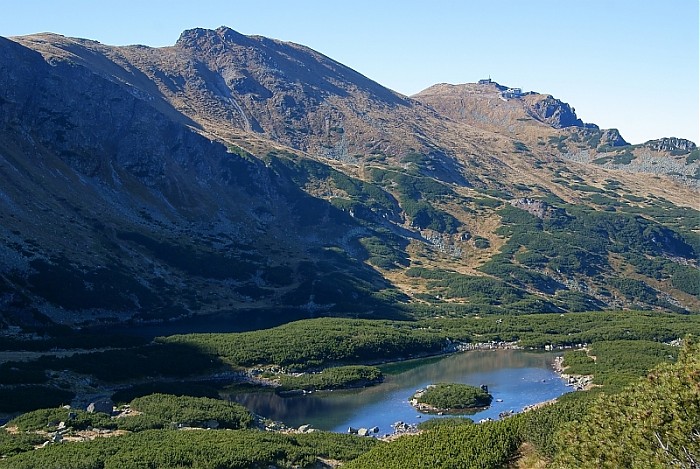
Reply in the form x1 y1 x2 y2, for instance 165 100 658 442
224 350 570 434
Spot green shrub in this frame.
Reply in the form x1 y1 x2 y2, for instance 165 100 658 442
0 429 377 469
554 340 700 468
128 394 254 429
414 383 492 411
670 266 700 296
473 236 490 249
8 408 114 432
278 366 382 391
416 417 474 431
344 419 521 469
0 429 45 458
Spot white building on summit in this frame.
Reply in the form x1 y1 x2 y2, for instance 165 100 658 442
502 87 522 99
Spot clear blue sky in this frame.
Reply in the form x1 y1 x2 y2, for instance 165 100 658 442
2 0 698 145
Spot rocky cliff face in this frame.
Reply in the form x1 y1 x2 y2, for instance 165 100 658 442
520 94 584 128
644 137 697 153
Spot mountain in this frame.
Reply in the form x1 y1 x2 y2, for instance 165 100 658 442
0 27 698 334
413 80 699 183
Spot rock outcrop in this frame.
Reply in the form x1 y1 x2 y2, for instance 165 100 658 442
643 137 697 153
521 94 583 128
87 398 114 414
509 198 553 219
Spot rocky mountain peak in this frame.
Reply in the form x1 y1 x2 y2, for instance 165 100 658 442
176 26 252 50
156 26 417 157
414 81 589 129
598 128 628 147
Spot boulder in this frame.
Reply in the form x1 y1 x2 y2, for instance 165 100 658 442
87 398 114 414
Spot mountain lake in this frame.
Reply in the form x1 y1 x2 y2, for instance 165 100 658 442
225 349 571 436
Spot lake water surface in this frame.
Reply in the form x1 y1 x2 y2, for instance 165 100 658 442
227 350 570 435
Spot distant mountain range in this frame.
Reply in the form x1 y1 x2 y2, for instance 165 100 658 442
0 26 697 333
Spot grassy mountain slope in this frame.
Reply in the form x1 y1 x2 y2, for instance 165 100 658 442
0 27 697 334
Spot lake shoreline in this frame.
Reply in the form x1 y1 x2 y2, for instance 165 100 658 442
230 349 571 435
228 340 525 395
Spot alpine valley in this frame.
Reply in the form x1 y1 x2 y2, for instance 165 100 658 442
0 26 699 469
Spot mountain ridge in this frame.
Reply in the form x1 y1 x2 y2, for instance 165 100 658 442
0 27 698 334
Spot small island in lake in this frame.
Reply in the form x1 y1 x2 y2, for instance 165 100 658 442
410 383 493 414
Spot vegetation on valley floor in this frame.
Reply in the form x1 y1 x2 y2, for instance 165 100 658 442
158 318 447 371
159 311 700 372
0 429 378 469
2 311 699 414
7 394 254 433
0 317 698 468
277 365 382 391
2 394 384 468
561 339 680 390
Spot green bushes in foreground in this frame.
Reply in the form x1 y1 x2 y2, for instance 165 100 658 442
0 429 45 458
6 394 254 435
8 408 114 432
128 394 254 430
0 429 378 469
344 419 520 469
554 340 700 468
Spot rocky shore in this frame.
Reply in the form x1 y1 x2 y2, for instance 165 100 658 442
553 355 594 391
